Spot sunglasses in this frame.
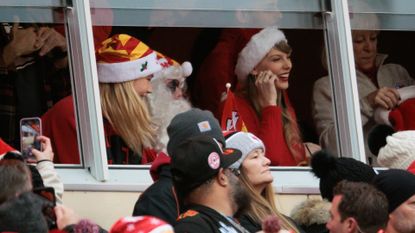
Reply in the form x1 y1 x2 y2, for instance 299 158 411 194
166 79 186 93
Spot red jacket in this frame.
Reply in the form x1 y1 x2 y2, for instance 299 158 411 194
42 96 156 164
233 94 305 166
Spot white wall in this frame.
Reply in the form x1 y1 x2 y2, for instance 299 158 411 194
63 191 321 230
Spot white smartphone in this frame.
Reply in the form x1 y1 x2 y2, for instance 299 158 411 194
20 117 42 160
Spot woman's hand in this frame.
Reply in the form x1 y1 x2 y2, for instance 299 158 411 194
255 70 278 109
32 135 54 162
2 22 39 66
36 27 67 56
366 87 400 110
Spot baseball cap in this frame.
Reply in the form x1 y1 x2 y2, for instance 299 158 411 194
171 135 241 197
167 108 225 156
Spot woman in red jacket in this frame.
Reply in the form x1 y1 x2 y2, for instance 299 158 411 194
232 27 320 166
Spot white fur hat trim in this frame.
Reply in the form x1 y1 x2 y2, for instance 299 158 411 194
235 27 286 83
97 52 162 83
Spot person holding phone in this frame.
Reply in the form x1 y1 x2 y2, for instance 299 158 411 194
223 27 320 166
1 134 64 204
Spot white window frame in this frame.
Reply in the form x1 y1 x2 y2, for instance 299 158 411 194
3 0 412 193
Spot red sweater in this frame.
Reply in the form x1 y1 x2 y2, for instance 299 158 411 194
234 95 305 166
42 96 156 164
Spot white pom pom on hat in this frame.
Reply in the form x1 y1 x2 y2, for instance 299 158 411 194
234 27 286 84
181 61 193 78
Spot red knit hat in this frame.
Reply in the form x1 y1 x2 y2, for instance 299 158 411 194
96 34 162 83
0 138 15 156
109 216 173 233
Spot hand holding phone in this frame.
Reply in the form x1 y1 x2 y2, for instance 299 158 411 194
31 135 54 162
20 117 42 160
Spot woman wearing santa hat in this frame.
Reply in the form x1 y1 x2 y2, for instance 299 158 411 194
42 34 164 164
230 27 320 166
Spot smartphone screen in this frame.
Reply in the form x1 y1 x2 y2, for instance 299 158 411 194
20 117 42 160
33 187 57 229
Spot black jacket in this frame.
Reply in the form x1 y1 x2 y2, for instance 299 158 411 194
133 164 180 224
175 204 249 233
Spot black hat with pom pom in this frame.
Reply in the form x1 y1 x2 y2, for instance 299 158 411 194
311 150 376 201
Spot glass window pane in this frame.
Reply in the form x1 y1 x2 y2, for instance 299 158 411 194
88 0 328 168
0 5 82 165
346 0 415 166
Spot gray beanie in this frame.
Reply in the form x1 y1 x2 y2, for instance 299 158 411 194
225 132 265 169
377 130 415 170
167 108 225 156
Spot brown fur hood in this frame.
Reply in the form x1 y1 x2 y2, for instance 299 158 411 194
289 198 331 226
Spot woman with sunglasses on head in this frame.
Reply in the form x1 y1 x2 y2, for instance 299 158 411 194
225 131 304 233
228 27 320 166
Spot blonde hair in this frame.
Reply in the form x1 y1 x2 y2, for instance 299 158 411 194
239 170 300 233
241 41 304 164
100 81 156 154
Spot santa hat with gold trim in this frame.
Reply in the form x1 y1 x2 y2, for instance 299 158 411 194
96 34 162 83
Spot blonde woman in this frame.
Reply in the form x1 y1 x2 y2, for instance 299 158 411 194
225 131 303 233
230 27 320 166
42 34 162 164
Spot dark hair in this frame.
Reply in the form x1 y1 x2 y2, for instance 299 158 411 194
0 159 32 204
274 40 292 55
333 181 388 233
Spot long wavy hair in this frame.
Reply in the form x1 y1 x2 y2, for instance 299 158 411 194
241 41 304 164
239 169 300 233
100 81 156 154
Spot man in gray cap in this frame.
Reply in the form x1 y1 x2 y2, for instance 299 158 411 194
373 169 415 233
133 108 226 224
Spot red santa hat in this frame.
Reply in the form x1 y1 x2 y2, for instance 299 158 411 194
96 34 162 83
374 85 415 131
0 138 15 156
109 216 173 233
235 27 287 84
153 52 192 81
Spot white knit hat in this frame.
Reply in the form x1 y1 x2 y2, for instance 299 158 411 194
377 130 415 170
234 27 286 84
225 132 265 169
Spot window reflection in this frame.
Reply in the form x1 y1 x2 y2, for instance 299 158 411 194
0 8 72 158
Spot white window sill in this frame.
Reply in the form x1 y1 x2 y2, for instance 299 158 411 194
57 166 320 194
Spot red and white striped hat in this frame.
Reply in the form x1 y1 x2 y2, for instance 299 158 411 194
96 34 162 83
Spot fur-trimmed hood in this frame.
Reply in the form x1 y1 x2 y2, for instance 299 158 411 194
290 198 331 226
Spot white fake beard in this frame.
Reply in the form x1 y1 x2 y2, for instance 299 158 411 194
148 78 191 153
